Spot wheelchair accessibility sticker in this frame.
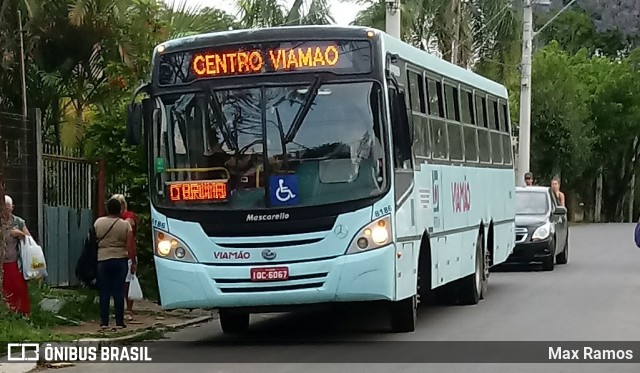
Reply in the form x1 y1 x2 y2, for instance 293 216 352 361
269 175 299 206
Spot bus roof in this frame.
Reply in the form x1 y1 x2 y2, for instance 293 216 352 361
155 25 508 98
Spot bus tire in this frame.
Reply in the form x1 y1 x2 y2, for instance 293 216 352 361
219 310 250 334
457 234 485 305
390 295 417 333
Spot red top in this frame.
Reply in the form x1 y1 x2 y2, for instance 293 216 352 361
121 210 137 236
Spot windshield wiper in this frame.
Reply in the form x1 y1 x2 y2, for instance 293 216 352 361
208 89 238 151
284 75 323 143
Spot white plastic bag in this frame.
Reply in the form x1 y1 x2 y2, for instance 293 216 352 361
20 236 48 280
128 275 144 301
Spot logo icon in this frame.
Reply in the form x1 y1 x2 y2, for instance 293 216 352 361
7 343 40 361
333 224 348 239
262 250 276 260
269 175 299 206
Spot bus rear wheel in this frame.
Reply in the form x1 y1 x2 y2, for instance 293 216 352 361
219 310 250 334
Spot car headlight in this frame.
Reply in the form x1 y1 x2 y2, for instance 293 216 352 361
153 230 197 262
346 215 392 254
532 222 552 240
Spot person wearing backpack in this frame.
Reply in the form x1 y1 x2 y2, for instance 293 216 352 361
94 197 136 331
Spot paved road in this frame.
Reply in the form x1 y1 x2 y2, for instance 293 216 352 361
42 224 640 372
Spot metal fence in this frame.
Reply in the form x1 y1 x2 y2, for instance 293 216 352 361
0 110 41 242
41 145 95 286
43 144 94 209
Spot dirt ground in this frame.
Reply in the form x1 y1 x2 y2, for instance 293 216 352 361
52 299 213 336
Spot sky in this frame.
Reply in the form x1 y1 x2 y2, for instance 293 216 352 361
176 0 366 26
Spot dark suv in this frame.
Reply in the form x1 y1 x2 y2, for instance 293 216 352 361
507 186 569 271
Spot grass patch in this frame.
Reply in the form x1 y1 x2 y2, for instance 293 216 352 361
0 282 102 345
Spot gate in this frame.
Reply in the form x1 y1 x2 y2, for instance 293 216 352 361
43 145 95 286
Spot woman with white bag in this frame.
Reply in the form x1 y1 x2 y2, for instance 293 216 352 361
2 195 31 316
112 194 142 321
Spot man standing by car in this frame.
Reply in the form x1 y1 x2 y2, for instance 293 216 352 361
524 172 535 186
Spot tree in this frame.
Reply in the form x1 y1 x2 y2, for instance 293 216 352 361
534 8 625 57
235 0 334 28
528 42 593 191
349 0 520 69
578 52 640 221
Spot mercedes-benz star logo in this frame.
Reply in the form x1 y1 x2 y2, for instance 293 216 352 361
262 249 276 260
334 224 348 239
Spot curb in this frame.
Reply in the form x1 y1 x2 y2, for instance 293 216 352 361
73 315 214 346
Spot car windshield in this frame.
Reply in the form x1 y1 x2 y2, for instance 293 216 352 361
151 81 386 210
516 191 549 215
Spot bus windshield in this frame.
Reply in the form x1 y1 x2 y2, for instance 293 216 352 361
153 80 386 210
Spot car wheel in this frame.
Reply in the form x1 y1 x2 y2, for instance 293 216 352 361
556 234 569 265
542 239 555 271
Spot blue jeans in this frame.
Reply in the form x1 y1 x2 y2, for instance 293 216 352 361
97 258 128 327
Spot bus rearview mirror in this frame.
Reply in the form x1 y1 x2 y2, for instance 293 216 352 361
126 103 143 145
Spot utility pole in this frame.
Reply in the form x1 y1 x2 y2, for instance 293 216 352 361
516 0 533 186
18 10 27 118
385 0 401 39
516 0 575 186
451 0 460 65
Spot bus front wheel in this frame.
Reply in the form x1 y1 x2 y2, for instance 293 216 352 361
390 294 417 333
219 310 250 334
457 234 486 305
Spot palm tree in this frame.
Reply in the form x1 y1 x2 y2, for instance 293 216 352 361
350 0 520 69
234 0 334 28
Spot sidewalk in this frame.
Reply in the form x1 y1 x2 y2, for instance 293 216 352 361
51 299 213 336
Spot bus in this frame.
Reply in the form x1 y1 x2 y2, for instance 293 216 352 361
125 25 516 333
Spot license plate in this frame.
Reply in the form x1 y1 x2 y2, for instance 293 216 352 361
250 267 289 282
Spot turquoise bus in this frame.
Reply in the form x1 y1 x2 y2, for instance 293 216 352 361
126 25 516 333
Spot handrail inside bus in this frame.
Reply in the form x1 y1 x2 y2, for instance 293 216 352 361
165 167 230 179
255 165 263 188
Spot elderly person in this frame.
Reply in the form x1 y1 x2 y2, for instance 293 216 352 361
2 195 31 316
112 194 138 321
95 197 137 330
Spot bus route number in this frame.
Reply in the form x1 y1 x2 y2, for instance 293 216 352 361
374 205 392 218
153 219 166 230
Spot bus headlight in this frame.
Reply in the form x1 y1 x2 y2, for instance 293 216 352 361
346 215 392 254
154 230 197 262
532 222 552 241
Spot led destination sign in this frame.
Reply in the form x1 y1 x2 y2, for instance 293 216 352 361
158 40 372 85
168 180 228 202
192 44 341 77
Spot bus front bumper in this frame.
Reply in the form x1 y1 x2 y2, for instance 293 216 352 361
154 244 396 310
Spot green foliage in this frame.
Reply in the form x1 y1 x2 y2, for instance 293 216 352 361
529 42 593 187
534 9 626 58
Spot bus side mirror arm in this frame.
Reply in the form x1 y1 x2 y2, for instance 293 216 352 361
395 91 412 162
126 83 150 146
